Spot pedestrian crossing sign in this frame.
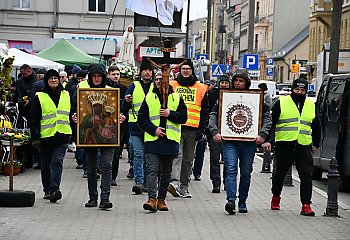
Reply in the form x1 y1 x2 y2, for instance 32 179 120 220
211 64 225 76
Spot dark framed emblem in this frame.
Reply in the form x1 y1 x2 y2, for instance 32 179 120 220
218 89 263 141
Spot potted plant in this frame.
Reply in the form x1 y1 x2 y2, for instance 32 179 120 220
2 160 22 176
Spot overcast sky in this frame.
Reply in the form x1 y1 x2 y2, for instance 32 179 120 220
181 0 207 30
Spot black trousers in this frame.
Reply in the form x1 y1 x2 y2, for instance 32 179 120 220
271 141 313 204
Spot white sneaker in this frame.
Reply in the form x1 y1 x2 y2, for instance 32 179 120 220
179 187 192 198
168 182 180 197
67 142 76 152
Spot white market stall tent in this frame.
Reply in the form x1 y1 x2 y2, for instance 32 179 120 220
8 48 64 71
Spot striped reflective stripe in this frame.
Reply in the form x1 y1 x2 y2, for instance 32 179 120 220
276 127 299 132
188 111 200 117
42 113 56 120
278 118 299 124
133 102 142 108
57 110 69 116
167 125 181 133
149 116 160 121
187 104 201 111
57 120 70 125
299 130 311 135
300 120 311 127
41 123 56 129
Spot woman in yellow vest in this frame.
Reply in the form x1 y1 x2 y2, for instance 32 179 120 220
264 78 321 216
30 69 72 203
137 71 187 212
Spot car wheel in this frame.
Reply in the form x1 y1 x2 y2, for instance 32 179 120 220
312 165 323 180
0 190 35 207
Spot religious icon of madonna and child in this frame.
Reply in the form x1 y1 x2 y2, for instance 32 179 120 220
77 88 120 147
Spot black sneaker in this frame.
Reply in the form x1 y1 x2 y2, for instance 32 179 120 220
194 175 201 181
111 179 117 186
127 168 134 179
50 191 62 203
238 201 248 213
225 201 236 215
43 192 51 200
85 199 98 207
83 170 87 178
212 187 220 193
132 184 143 195
99 201 113 209
76 165 83 169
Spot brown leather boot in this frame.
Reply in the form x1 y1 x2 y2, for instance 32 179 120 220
157 199 169 211
143 198 157 212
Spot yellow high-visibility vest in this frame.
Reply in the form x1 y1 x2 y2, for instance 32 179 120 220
144 92 181 143
275 96 315 145
37 91 72 138
128 81 153 123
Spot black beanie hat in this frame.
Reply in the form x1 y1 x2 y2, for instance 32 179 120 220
37 68 47 75
217 74 231 88
44 69 59 85
292 78 308 91
232 69 251 89
139 60 154 74
77 70 87 78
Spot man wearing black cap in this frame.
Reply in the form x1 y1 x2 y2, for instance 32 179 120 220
122 60 154 194
30 69 72 203
264 78 321 216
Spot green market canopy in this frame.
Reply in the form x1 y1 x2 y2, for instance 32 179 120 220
37 39 105 68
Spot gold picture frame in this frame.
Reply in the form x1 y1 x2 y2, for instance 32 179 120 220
218 89 263 141
77 88 120 147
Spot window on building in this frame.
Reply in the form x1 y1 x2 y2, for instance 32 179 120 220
12 0 30 9
89 0 105 12
255 33 259 50
203 31 206 42
256 2 260 17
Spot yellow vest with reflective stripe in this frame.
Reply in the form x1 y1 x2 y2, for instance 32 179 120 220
170 81 206 128
275 96 315 145
144 92 181 143
79 80 89 88
128 81 153 123
37 91 72 138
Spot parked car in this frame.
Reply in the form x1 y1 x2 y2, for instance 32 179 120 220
276 83 292 95
250 80 278 98
313 73 350 192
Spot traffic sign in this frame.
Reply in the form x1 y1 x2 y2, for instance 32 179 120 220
308 84 315 92
188 45 194 59
196 54 209 60
266 58 274 66
266 67 274 76
211 64 225 76
292 64 299 73
243 54 259 70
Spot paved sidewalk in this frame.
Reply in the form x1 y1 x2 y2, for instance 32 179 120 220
0 150 349 240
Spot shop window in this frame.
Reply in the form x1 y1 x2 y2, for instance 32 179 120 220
88 0 105 12
12 0 30 9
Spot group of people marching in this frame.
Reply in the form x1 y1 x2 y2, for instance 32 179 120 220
15 58 320 216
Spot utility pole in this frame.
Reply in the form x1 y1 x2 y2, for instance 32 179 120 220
185 0 191 58
206 0 212 57
247 0 255 53
328 0 342 74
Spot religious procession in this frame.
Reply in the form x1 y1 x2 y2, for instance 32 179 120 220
1 1 350 239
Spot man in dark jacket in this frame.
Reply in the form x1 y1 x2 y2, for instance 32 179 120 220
264 78 321 216
122 61 154 194
138 71 187 212
72 63 116 209
30 69 72 203
107 65 129 186
209 69 271 214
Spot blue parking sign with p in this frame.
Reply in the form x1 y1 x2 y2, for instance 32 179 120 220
266 67 273 76
267 58 274 66
243 54 259 70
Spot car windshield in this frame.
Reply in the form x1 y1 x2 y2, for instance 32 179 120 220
277 84 292 90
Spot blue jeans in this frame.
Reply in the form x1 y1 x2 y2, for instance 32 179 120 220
222 141 256 203
129 135 145 185
40 143 68 193
193 137 206 177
